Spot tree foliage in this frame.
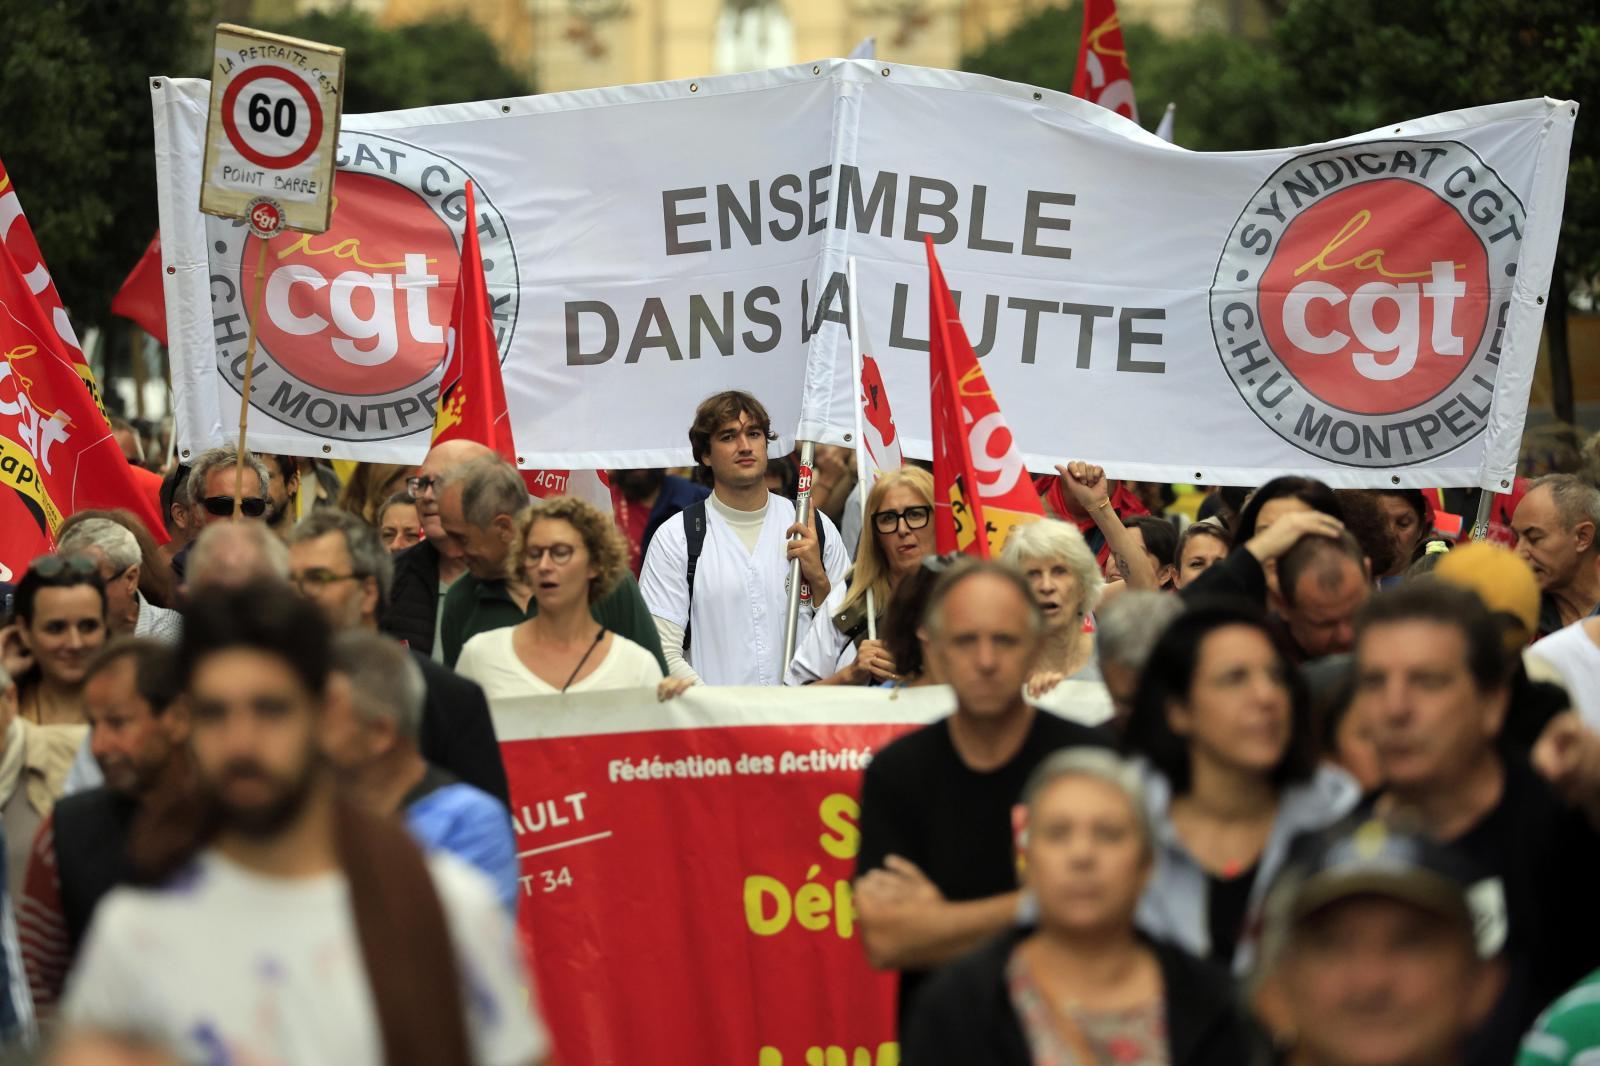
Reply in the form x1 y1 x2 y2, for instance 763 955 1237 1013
962 0 1600 282
0 0 201 329
261 8 534 114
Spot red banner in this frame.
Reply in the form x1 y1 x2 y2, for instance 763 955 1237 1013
111 233 168 345
1071 0 1140 122
495 686 953 1065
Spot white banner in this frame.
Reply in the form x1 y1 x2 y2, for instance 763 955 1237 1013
153 63 1575 489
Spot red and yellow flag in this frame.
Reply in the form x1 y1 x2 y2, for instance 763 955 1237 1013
926 238 1042 558
433 181 516 462
1071 0 1140 123
0 224 169 579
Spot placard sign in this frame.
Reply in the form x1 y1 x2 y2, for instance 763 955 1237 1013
199 23 344 235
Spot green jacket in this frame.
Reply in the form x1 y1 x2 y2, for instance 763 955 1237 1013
440 570 668 674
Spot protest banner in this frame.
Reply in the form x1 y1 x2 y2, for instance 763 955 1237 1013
153 62 1574 489
493 682 1104 1063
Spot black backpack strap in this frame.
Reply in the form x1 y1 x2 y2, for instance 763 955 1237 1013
681 500 707 652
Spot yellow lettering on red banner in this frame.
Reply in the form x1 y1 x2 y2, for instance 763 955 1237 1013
757 1043 899 1065
0 432 63 533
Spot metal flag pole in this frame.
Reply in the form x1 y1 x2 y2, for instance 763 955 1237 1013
1470 486 1496 542
782 439 817 668
232 234 271 516
847 256 876 641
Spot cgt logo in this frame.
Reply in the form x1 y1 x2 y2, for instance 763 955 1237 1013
1210 140 1522 468
208 131 519 442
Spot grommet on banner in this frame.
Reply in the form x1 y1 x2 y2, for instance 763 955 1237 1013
166 266 175 275
322 444 332 454
843 432 852 442
181 449 191 459
1033 92 1042 101
881 67 890 77
152 79 162 89
812 65 820 75
1501 480 1510 488
501 104 510 113
1392 476 1401 484
690 82 699 93
1194 472 1203 481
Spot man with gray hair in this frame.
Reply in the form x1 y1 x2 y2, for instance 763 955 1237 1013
1095 589 1184 727
1512 473 1600 636
57 519 179 643
169 446 272 581
434 454 666 671
323 631 516 914
287 508 507 804
182 521 291 594
854 560 1109 1037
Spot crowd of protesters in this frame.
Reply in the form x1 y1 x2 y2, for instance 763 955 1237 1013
1 393 1600 1065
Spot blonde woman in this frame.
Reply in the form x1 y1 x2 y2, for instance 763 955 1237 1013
787 467 936 686
457 497 685 700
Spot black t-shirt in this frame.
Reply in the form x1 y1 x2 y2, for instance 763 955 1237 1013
1357 758 1600 1066
855 708 1109 1034
1206 862 1259 969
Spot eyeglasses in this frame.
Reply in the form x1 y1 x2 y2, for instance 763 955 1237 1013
873 505 933 534
291 569 363 591
405 476 439 496
30 555 98 578
202 495 267 518
524 544 578 565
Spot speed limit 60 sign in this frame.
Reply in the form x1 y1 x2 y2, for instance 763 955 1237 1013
200 24 344 235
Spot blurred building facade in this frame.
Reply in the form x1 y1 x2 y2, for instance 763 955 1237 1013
292 0 1271 94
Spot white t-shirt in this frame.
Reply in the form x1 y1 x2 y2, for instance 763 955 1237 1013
456 625 663 700
640 492 850 686
786 581 858 685
1528 619 1600 730
65 849 547 1066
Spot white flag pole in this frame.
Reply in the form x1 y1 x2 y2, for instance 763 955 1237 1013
847 256 877 641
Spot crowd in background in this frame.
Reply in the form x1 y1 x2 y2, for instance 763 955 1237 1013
1 394 1600 1064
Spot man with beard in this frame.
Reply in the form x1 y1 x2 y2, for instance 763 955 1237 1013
610 469 708 577
19 639 188 1014
261 455 301 540
63 582 547 1066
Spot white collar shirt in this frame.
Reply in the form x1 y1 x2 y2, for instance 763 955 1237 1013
640 493 849 686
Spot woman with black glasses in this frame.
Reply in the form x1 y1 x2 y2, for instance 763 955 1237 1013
456 497 679 700
787 466 936 685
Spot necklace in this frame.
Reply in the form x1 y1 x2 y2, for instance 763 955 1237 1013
561 628 606 692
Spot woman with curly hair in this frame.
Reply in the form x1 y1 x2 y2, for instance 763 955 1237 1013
455 496 672 699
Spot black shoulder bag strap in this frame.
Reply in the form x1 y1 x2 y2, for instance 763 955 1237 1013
681 499 708 652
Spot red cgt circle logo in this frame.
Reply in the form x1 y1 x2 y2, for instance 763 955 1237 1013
209 132 519 443
1212 140 1523 468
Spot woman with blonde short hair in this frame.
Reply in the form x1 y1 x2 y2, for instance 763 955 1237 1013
456 497 681 700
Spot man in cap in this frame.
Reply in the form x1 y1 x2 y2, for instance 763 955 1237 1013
1265 820 1502 1066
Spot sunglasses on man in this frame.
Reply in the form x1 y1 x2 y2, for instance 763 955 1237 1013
202 495 268 518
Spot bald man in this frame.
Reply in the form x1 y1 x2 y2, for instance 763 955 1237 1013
382 439 493 659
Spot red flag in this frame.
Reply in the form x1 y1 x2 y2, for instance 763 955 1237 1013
926 238 1043 558
0 239 169 579
1071 0 1140 123
433 181 516 462
0 158 107 420
111 234 168 345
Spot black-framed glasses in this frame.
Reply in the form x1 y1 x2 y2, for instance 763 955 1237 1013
290 569 363 591
202 495 267 518
873 505 933 534
30 554 98 578
405 476 439 496
524 544 577 565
